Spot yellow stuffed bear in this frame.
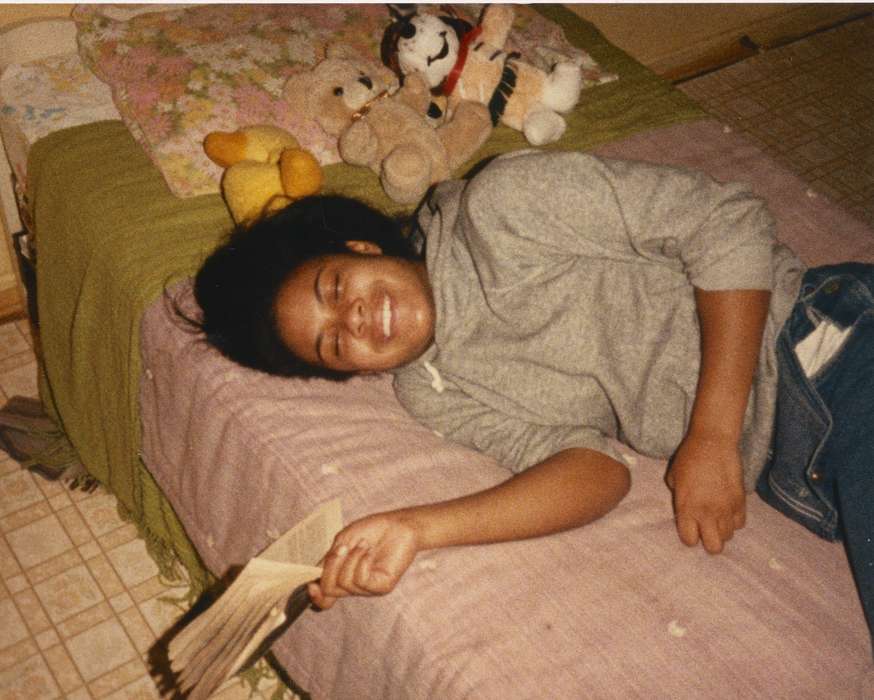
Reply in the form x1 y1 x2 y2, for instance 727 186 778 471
203 125 323 224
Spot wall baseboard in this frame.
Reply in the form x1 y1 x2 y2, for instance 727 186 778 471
571 4 874 82
659 5 873 82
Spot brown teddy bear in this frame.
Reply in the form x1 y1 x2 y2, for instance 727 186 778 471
337 70 493 204
382 4 583 146
282 44 492 204
281 44 400 141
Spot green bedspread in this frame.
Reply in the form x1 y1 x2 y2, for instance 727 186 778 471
28 5 705 592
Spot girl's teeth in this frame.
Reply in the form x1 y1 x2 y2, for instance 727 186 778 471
382 297 391 338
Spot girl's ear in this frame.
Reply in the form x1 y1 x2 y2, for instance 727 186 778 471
345 240 383 256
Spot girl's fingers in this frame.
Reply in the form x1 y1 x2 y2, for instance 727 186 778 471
335 543 373 595
317 543 348 598
675 513 700 548
717 515 735 542
307 581 336 610
355 545 373 589
699 520 725 554
310 541 359 609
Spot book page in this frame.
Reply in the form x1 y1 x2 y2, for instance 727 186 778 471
226 605 288 681
260 497 343 567
167 498 344 696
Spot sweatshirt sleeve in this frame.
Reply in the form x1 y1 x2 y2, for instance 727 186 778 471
393 363 625 473
460 150 777 291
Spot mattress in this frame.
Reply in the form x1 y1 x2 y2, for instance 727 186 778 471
139 119 874 699
8 5 874 698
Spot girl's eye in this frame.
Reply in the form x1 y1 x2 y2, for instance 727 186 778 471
333 87 343 96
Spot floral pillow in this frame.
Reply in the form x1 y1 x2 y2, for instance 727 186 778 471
73 4 617 198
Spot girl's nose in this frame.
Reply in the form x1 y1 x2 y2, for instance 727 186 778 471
342 298 366 337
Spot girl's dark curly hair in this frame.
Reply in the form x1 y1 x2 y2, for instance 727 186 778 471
191 195 421 381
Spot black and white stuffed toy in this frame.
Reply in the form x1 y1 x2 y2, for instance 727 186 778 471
380 4 583 145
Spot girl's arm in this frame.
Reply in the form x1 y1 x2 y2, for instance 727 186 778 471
308 447 630 609
665 287 771 554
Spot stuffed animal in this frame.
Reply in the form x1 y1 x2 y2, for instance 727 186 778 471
281 44 400 140
381 4 583 146
283 45 493 204
339 70 492 203
203 125 322 224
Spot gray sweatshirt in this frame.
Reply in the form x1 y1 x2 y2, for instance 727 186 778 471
393 150 805 489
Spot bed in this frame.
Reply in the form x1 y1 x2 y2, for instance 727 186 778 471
1 4 872 698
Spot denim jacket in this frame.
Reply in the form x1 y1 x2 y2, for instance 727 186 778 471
757 263 874 541
761 262 874 653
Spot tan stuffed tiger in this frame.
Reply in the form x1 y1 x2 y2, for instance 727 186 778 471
381 4 583 146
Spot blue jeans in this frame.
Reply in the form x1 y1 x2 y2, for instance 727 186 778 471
757 262 874 656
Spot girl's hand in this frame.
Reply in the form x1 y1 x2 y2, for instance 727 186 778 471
665 434 746 554
308 511 421 610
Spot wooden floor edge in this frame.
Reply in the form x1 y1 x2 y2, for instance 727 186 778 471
655 6 874 82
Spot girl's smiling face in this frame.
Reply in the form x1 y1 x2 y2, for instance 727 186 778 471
274 242 436 374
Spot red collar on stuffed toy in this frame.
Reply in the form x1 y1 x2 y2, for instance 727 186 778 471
439 24 483 97
351 89 391 121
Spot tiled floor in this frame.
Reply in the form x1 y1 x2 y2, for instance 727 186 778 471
1 11 873 700
678 13 874 228
0 320 288 698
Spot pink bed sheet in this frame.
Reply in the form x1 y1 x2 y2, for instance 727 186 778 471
139 119 874 699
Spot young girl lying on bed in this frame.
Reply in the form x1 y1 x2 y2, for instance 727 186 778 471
193 150 873 650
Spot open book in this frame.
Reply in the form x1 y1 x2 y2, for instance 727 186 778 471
168 499 343 700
